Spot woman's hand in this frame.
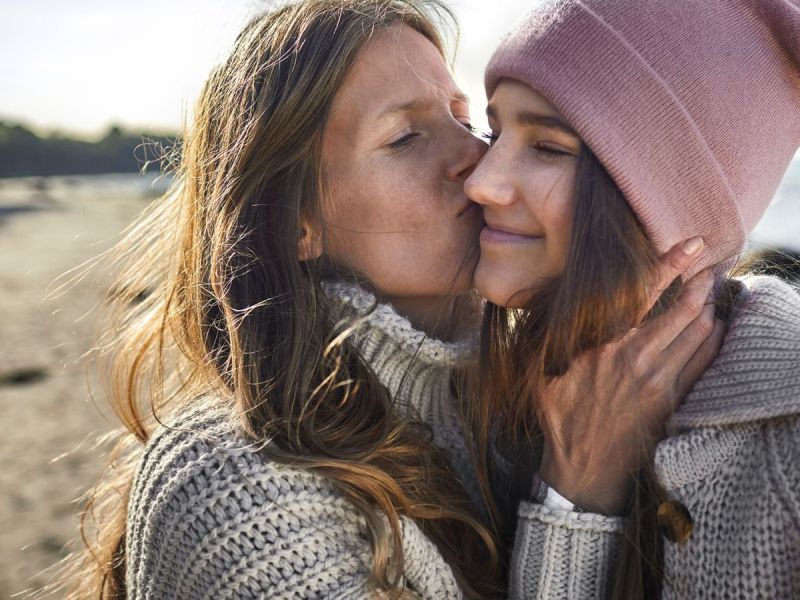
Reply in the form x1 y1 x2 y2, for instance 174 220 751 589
537 238 726 515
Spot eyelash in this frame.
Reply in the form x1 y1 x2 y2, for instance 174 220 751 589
388 121 475 151
388 132 420 150
481 131 572 157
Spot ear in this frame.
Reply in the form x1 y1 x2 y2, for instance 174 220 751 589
297 217 323 262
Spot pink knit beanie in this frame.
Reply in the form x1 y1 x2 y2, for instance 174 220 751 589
486 0 800 276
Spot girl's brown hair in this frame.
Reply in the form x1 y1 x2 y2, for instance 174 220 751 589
474 145 688 598
58 1 502 598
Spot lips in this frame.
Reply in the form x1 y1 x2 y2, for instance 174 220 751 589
480 222 542 244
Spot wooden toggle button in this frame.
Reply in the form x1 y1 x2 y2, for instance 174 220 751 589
657 500 693 543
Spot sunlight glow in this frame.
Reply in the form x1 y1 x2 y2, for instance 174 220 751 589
0 0 536 138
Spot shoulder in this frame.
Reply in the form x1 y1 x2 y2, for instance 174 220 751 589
125 399 373 599
129 399 340 512
736 274 800 322
670 275 800 428
723 274 800 348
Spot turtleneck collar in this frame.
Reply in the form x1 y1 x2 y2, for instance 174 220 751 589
321 276 800 431
669 275 800 430
321 280 479 418
323 280 476 364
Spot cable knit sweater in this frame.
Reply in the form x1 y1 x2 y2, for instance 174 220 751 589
125 282 474 598
127 282 601 599
508 276 800 599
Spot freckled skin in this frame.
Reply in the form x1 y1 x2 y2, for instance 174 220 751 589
320 26 486 327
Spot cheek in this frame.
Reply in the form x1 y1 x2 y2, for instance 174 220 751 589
346 158 433 224
323 163 418 251
322 167 445 286
475 165 577 306
320 124 484 296
545 174 577 265
528 166 576 268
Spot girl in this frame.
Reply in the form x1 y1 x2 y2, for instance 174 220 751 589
64 1 718 598
468 0 800 598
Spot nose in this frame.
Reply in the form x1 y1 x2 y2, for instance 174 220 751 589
464 141 516 207
445 125 487 183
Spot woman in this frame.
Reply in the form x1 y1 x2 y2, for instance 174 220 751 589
467 0 800 597
64 1 719 598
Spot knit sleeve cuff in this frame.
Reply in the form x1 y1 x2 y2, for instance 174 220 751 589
508 501 625 599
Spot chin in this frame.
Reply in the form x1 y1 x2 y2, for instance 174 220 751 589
474 263 531 308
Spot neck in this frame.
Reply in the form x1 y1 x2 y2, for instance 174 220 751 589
321 280 479 416
381 294 458 341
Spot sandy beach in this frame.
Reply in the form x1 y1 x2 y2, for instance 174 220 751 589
0 175 157 597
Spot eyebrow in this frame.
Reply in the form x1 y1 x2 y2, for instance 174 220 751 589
378 91 470 119
486 106 578 137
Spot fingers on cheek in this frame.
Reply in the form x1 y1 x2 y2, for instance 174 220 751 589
633 330 664 364
659 249 687 288
591 342 632 384
629 351 654 382
606 327 648 360
679 283 709 322
652 244 679 286
652 240 701 304
693 304 716 342
640 364 662 393
593 342 619 376
699 318 726 365
642 370 678 419
618 327 641 347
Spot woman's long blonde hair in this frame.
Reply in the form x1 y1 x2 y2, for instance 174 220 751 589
61 1 502 597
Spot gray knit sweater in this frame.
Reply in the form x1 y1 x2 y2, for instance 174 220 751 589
126 282 589 598
508 276 800 599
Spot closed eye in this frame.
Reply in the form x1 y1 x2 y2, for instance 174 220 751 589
533 144 574 157
388 132 421 151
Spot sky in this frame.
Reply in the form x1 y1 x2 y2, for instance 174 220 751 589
0 0 534 138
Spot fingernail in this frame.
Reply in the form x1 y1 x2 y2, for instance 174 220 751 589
683 237 704 255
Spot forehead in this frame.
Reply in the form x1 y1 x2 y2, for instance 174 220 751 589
328 25 460 125
490 79 560 118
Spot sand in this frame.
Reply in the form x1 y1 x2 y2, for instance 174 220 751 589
0 174 157 598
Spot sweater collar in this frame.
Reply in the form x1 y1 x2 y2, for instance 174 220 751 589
321 280 478 410
669 275 800 430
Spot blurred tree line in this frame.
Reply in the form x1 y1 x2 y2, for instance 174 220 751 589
0 122 180 178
